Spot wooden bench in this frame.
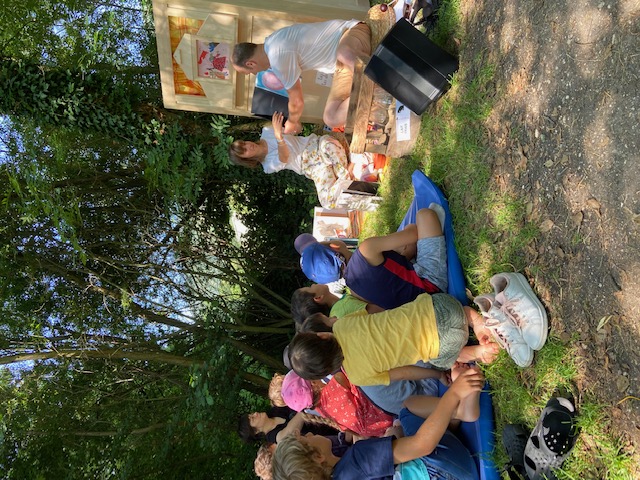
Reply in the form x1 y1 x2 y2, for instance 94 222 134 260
344 8 421 157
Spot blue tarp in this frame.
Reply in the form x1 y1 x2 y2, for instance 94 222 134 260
401 170 500 480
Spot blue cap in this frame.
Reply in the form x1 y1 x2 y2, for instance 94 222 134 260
300 243 342 283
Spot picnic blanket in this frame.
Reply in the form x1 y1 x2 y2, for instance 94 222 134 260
398 169 468 304
401 170 499 480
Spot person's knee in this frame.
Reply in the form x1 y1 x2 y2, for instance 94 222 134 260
416 208 443 238
337 24 371 68
323 106 347 129
416 208 439 225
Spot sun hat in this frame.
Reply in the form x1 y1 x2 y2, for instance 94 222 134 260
281 370 314 412
300 242 343 283
294 233 318 255
365 1 398 49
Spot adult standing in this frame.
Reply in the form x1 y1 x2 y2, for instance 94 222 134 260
232 20 371 133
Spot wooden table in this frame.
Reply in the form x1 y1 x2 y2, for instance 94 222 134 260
344 58 420 157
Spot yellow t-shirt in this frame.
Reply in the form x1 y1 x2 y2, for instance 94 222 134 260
333 293 440 386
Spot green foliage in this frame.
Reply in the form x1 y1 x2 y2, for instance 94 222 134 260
210 114 234 170
0 354 261 480
0 1 324 477
142 120 209 212
0 58 143 140
0 0 156 71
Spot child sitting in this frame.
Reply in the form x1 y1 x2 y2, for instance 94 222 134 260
290 282 383 327
253 444 275 480
229 112 362 210
289 293 499 386
295 207 447 310
273 369 395 438
271 366 486 480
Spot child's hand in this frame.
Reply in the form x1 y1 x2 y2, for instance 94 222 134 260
384 423 404 439
478 342 501 363
328 239 349 256
451 361 478 383
448 366 485 399
384 419 404 438
439 369 452 387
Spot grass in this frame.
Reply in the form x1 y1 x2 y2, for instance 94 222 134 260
361 1 635 477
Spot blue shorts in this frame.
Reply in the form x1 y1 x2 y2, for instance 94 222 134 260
360 361 439 415
413 236 448 292
399 409 479 480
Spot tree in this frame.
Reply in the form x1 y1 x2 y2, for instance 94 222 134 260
0 0 322 476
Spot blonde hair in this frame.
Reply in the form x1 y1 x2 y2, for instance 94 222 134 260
271 435 332 480
269 373 287 407
270 373 334 412
254 444 274 480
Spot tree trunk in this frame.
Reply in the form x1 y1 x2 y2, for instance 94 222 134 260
227 338 286 371
0 348 203 368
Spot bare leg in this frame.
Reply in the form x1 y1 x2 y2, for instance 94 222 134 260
336 23 371 69
323 97 351 128
393 224 418 261
324 24 372 128
386 207 445 276
403 395 461 430
403 367 481 424
403 395 440 418
416 208 443 238
450 364 481 422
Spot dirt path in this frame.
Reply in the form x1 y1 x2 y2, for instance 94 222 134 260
459 0 640 470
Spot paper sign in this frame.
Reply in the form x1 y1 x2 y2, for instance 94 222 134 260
315 72 333 87
395 102 411 141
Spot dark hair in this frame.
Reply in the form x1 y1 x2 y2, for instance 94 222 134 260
228 140 264 168
232 42 259 67
288 333 343 380
237 413 263 444
291 289 330 327
300 313 333 333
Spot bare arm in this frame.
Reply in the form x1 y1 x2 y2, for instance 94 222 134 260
284 80 304 134
275 411 305 443
390 368 485 464
358 224 419 266
388 365 444 383
271 111 290 164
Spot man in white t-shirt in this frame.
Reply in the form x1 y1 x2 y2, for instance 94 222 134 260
232 19 370 134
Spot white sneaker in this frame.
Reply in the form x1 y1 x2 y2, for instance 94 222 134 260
474 293 533 368
427 202 446 232
490 273 548 351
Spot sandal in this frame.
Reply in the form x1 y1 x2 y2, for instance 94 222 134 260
524 397 580 480
502 424 530 479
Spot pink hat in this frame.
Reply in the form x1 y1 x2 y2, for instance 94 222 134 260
281 370 313 411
